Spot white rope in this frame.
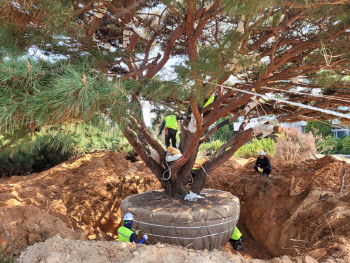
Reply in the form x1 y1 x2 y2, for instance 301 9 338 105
320 41 333 66
320 41 343 67
133 214 238 229
262 86 350 104
189 165 210 185
201 165 210 177
162 161 171 180
198 80 350 120
253 100 263 137
145 225 236 240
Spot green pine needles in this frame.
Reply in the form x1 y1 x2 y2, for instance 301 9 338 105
0 57 132 155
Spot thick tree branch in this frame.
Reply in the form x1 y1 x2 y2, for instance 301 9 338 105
123 127 169 190
129 116 166 167
145 22 186 78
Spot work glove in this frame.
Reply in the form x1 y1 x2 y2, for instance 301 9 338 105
143 234 148 240
258 167 263 173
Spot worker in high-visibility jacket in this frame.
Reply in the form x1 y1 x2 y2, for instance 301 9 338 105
203 95 215 108
229 226 243 251
203 95 216 117
118 213 148 244
158 114 183 148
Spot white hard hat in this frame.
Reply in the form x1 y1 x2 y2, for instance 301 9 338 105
259 150 265 155
123 213 134 221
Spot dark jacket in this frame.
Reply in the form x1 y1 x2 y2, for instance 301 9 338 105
255 156 271 169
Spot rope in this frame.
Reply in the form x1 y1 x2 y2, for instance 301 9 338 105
197 80 350 120
262 86 350 104
145 225 236 240
253 99 263 137
320 41 343 67
162 161 171 180
132 214 238 229
201 165 210 177
189 173 193 184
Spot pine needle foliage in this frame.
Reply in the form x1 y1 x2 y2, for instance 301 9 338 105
0 57 135 154
0 0 82 50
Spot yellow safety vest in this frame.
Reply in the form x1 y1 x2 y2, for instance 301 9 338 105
230 227 242 240
203 95 215 108
118 226 134 242
165 115 178 131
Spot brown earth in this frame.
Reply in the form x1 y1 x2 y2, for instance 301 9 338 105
0 151 350 263
207 155 350 262
0 151 161 256
16 234 251 263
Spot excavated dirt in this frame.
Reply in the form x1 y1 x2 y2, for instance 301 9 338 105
17 234 251 263
1 151 350 262
207 155 350 262
0 151 161 255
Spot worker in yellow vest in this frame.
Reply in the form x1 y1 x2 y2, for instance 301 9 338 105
203 95 216 117
118 213 148 244
158 114 183 148
229 226 243 251
203 95 215 108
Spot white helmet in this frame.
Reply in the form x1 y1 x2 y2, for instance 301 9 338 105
123 213 134 221
258 150 265 155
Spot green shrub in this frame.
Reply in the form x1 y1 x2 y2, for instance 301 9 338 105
233 137 275 158
305 121 332 137
322 137 342 154
0 123 131 177
211 117 237 142
199 140 224 156
341 136 350 154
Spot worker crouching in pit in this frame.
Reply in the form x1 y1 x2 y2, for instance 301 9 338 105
254 150 272 178
230 227 244 251
118 213 148 244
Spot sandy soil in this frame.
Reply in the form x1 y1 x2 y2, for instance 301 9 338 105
208 155 350 262
0 151 161 255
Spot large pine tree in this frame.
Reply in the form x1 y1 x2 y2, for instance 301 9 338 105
1 0 350 196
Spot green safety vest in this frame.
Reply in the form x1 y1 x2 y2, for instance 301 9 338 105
165 115 178 131
118 226 134 242
203 95 215 108
230 227 242 240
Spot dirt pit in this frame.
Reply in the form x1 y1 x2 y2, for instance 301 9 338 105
0 152 350 262
208 155 350 262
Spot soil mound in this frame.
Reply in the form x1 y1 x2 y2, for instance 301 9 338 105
18 235 245 263
0 151 161 256
207 155 350 262
0 206 86 255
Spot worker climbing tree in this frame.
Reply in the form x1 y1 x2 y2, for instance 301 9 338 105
158 114 184 148
1 0 350 198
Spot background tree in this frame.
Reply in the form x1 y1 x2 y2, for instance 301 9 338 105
305 121 332 137
1 0 350 196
